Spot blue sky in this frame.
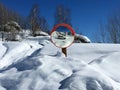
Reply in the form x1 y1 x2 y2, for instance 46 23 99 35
1 0 120 41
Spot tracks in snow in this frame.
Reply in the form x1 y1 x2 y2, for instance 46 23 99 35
88 51 119 65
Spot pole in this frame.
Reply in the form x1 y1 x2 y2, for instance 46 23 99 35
62 48 67 57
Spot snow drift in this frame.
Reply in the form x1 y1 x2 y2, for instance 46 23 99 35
74 34 91 43
0 36 120 90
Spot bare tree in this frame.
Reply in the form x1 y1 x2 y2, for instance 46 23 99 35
95 10 120 43
0 3 18 24
29 4 49 36
54 5 72 26
29 4 41 36
0 3 8 40
98 23 108 43
39 17 49 33
0 2 26 41
106 14 120 43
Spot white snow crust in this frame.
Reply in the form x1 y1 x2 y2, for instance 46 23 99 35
0 36 120 90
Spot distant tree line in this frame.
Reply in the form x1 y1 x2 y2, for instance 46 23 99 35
94 10 120 43
0 2 73 36
0 3 21 26
0 2 24 41
0 2 81 42
0 2 50 40
28 4 73 36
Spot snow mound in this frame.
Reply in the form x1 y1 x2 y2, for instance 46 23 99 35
0 36 120 90
59 65 120 90
75 34 91 43
40 31 49 36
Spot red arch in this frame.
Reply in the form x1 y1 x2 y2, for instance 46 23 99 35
51 23 75 35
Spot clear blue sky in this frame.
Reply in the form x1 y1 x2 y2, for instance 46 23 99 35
1 0 120 41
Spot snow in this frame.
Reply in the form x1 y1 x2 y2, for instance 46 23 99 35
0 36 120 90
34 30 49 36
75 34 91 43
40 31 49 36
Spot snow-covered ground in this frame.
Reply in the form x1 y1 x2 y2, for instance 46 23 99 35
0 36 120 90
